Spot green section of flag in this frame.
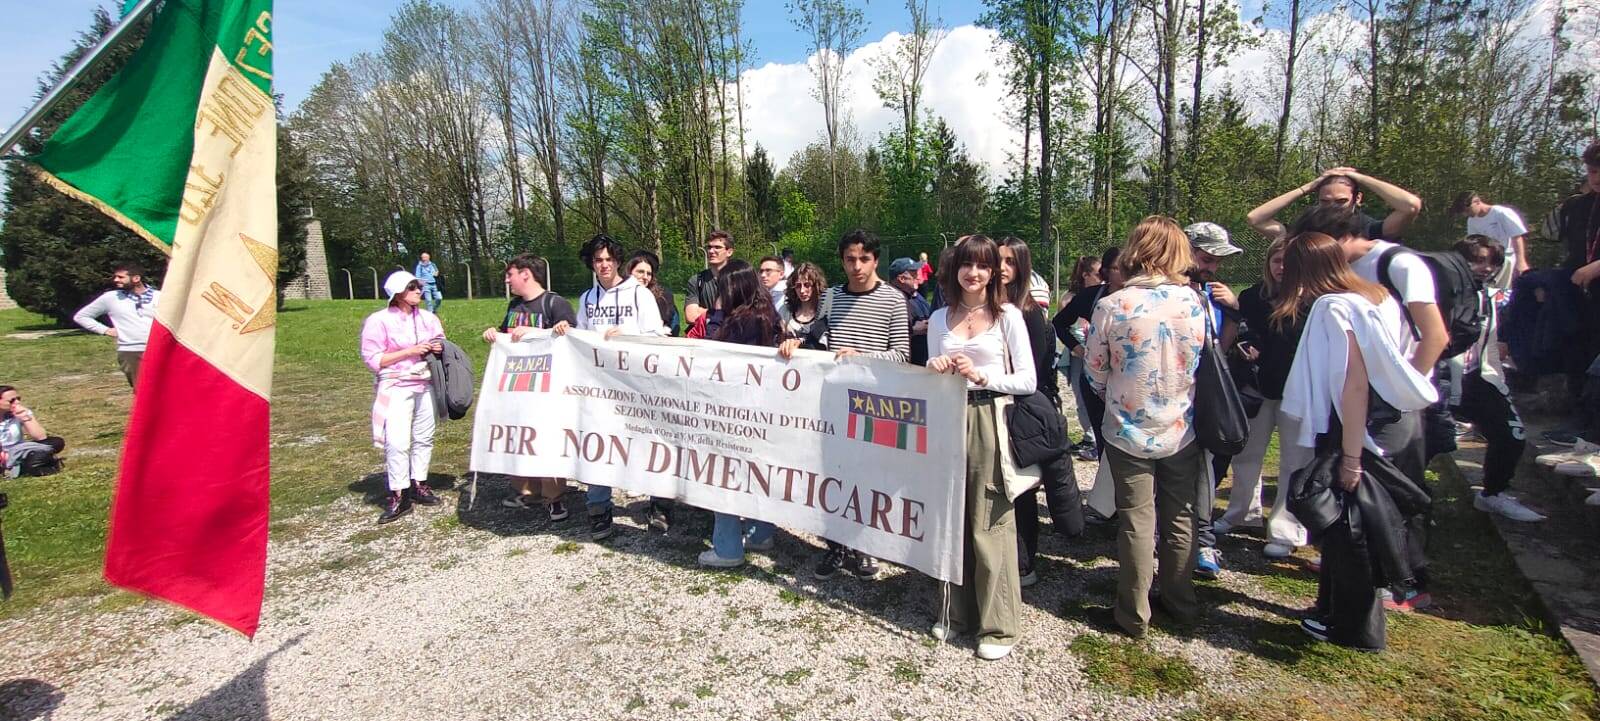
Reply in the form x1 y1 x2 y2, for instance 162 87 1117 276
122 0 142 16
30 0 273 249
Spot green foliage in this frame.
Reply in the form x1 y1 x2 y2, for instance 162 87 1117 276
1068 634 1202 698
0 8 164 323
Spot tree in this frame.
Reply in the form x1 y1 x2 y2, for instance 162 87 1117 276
275 122 313 308
789 0 865 215
745 144 780 243
1 8 166 323
874 0 946 165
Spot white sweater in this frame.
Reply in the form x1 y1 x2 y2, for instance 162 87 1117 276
925 304 1037 395
1281 293 1437 454
73 288 160 351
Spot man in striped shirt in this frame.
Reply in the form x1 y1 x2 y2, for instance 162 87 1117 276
779 229 910 579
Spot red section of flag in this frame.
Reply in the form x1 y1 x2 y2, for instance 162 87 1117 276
916 425 927 454
872 418 899 449
539 372 550 392
104 322 269 637
847 411 858 439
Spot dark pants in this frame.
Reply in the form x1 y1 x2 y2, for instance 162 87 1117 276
1452 374 1525 497
1314 409 1425 651
1015 451 1085 572
1194 452 1232 549
1077 375 1106 454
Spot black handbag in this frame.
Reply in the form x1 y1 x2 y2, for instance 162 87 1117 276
1000 314 1069 467
1192 291 1250 456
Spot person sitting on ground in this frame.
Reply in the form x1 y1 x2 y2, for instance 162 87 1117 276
482 254 578 521
926 234 1037 661
1247 167 1423 242
698 264 784 568
1451 236 1542 522
1084 216 1209 639
1274 232 1437 653
0 386 66 478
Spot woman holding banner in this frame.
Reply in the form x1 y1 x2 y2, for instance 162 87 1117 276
925 235 1037 661
698 264 785 567
360 271 447 524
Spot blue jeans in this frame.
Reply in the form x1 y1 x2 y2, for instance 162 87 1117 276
586 484 612 513
421 283 442 312
711 513 774 560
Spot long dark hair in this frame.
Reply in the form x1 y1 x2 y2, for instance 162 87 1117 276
626 251 673 320
1069 256 1101 294
714 263 781 346
999 236 1038 312
938 235 1005 316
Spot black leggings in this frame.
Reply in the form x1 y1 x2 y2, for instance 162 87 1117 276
1452 374 1525 497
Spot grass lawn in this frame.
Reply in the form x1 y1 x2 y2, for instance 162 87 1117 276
0 300 1596 720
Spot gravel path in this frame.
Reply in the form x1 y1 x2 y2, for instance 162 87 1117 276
0 457 1315 721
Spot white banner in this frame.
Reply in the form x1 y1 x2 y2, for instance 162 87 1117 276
469 329 968 583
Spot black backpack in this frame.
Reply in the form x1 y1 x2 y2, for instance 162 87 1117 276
1376 246 1484 360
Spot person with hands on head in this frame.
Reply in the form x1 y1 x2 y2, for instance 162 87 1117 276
559 234 669 539
924 235 1036 661
360 271 447 524
483 254 578 520
1248 167 1423 242
777 230 909 581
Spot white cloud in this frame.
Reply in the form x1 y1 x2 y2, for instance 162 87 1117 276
738 24 1020 174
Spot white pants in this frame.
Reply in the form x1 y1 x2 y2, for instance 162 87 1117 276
1218 400 1311 547
1087 455 1115 518
384 389 436 492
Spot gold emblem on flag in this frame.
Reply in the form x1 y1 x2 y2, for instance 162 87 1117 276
201 232 277 334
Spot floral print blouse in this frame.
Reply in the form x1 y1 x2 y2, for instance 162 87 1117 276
1084 280 1207 459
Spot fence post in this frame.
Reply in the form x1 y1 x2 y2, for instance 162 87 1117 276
1052 225 1061 309
465 264 474 300
340 268 353 300
367 267 379 299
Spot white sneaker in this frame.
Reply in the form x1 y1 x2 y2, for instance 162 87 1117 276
1263 542 1295 558
931 623 954 642
1473 492 1546 522
696 550 744 568
1537 440 1600 467
1554 454 1600 477
976 642 1014 661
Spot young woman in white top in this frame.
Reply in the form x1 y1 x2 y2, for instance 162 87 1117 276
924 234 1036 661
1273 231 1437 652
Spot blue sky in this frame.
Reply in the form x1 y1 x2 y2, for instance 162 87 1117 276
0 0 990 123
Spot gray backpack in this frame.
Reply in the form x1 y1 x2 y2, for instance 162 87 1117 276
427 340 475 420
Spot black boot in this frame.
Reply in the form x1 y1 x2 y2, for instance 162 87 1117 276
408 480 442 506
378 491 413 524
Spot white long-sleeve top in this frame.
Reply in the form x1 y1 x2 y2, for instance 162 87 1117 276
576 276 666 336
1281 293 1438 454
72 287 160 351
926 303 1037 396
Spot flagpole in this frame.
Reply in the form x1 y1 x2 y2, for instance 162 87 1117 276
0 0 161 157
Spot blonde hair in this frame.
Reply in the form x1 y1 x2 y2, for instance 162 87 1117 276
1259 235 1290 299
1118 215 1192 283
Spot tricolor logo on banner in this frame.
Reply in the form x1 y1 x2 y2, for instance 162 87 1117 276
845 389 928 454
499 354 554 393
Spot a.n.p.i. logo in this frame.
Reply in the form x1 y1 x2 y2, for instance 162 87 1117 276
845 389 928 454
499 354 553 392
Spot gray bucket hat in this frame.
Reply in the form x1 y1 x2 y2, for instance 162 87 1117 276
1184 222 1244 257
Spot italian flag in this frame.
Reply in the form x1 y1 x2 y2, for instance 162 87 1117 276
29 0 276 636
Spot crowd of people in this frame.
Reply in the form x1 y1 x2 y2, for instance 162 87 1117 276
14 141 1597 662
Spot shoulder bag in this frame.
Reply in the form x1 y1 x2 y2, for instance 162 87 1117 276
1192 290 1250 456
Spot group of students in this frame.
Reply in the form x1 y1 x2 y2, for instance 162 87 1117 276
355 159 1571 660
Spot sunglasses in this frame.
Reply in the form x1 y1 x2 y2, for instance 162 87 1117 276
406 281 422 291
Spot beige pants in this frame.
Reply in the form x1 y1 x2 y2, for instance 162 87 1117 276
1107 441 1205 636
117 351 143 388
942 399 1022 646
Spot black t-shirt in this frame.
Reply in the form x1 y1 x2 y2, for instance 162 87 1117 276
498 292 577 332
1237 284 1303 400
1358 211 1388 241
687 267 721 311
1051 284 1107 350
1557 191 1600 271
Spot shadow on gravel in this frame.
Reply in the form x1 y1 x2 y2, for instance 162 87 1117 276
347 472 460 507
163 633 306 721
0 679 63 721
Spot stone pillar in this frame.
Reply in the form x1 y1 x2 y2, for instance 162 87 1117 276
0 265 17 311
282 217 332 300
